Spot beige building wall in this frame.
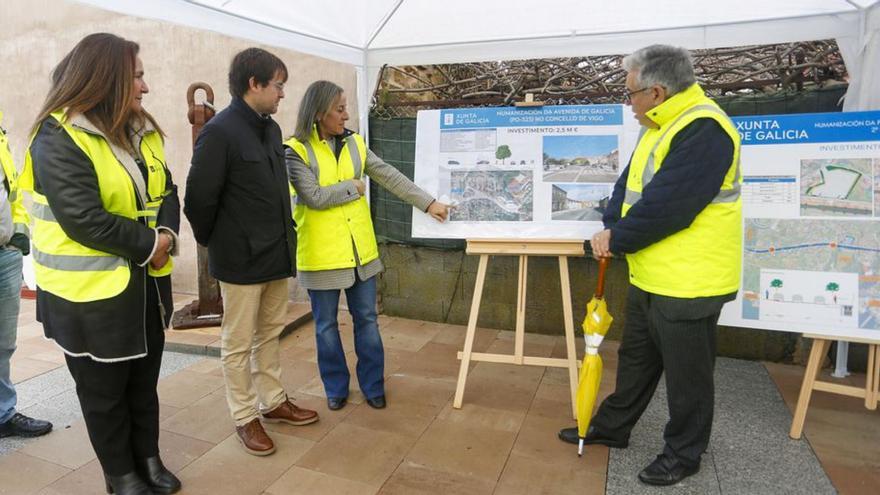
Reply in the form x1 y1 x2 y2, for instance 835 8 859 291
0 0 359 295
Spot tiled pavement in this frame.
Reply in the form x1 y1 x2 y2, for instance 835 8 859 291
1 297 878 494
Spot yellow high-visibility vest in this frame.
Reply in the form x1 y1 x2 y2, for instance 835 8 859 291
284 127 379 271
0 111 30 238
621 84 742 298
21 110 172 302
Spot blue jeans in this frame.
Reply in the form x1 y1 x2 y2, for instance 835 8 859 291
0 248 23 424
308 275 384 400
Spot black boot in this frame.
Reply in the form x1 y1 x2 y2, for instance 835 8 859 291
104 472 152 495
136 456 181 494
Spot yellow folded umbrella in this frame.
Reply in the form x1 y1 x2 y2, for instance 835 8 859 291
576 257 613 456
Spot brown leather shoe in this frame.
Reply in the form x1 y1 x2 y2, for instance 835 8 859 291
262 398 319 426
235 418 275 456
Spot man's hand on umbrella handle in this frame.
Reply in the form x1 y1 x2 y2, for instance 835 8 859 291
590 229 613 260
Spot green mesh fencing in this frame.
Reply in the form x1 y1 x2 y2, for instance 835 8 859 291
716 85 846 116
369 118 465 249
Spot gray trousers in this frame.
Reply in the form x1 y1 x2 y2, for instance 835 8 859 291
591 284 733 467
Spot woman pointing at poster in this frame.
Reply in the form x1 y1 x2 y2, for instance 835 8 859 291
284 80 449 411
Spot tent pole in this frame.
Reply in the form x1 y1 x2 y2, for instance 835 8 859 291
358 50 370 142
834 0 868 376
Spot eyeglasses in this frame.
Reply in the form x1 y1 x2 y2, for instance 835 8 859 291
271 81 285 92
623 87 650 101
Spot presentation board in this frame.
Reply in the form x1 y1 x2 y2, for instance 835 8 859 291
413 106 880 340
719 110 880 340
412 105 639 239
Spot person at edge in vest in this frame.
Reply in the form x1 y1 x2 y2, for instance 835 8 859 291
22 33 182 495
557 45 742 487
184 48 319 458
284 80 451 412
1 112 54 441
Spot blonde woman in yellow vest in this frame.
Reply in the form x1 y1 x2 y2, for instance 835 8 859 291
557 46 742 487
285 80 450 411
24 34 180 495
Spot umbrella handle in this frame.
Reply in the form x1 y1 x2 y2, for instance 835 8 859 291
595 257 610 298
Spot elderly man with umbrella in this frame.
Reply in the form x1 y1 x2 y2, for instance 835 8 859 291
558 44 742 487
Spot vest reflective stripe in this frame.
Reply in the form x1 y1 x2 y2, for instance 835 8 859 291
284 129 378 271
294 142 322 206
624 189 641 205
620 84 742 298
32 247 126 271
624 104 742 206
136 134 174 278
25 111 171 302
346 136 363 178
713 173 741 202
302 142 321 178
31 195 166 224
30 202 55 222
625 164 741 206
293 136 363 208
299 136 362 178
0 116 31 238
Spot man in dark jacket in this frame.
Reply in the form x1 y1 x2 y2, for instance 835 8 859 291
184 48 318 457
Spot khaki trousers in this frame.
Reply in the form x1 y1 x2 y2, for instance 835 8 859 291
219 278 288 426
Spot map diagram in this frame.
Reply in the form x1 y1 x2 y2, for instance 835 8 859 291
449 170 533 221
874 158 880 217
800 158 873 217
742 218 880 330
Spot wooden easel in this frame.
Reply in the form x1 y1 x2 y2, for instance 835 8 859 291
453 239 584 419
789 333 880 439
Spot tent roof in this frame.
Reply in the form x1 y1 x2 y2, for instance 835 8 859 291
75 0 877 67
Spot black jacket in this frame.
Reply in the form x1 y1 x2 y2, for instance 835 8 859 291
30 116 179 361
604 118 735 254
184 97 295 284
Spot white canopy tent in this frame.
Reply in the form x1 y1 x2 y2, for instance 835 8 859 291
68 0 879 374
73 0 880 137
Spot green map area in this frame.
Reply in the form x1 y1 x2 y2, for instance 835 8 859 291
800 158 873 217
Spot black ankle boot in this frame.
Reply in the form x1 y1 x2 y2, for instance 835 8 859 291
136 456 181 494
104 472 152 495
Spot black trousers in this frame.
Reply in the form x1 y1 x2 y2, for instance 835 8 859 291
65 288 165 476
591 285 729 467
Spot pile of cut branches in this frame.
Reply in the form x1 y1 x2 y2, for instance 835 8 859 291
373 40 845 110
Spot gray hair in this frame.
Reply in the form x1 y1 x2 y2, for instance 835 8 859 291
293 80 344 142
622 45 696 96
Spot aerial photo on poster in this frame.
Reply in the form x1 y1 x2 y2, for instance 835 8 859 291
449 170 534 221
542 135 619 183
800 158 874 217
550 184 612 221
